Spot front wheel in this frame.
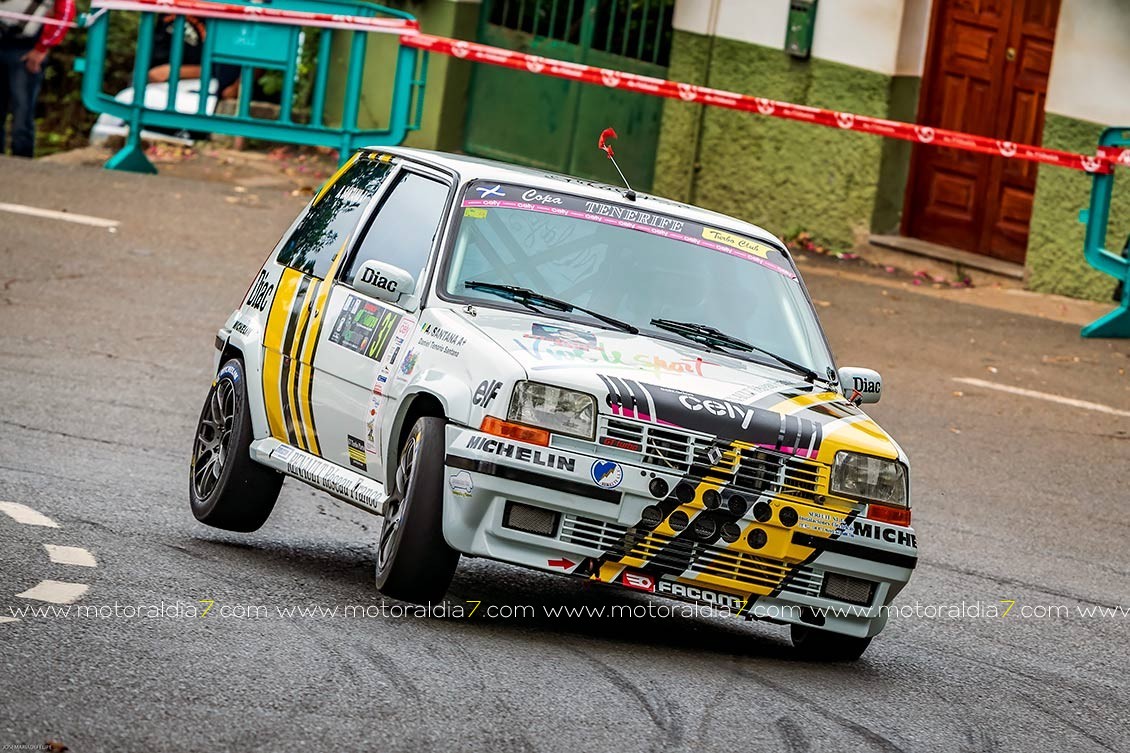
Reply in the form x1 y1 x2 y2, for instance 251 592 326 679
790 624 872 662
189 358 283 532
375 416 459 603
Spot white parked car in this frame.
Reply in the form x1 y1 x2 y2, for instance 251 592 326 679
191 148 917 660
89 79 217 146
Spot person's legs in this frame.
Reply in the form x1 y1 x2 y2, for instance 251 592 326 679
0 45 15 154
7 45 42 158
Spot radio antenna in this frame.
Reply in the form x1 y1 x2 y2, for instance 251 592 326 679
598 127 637 201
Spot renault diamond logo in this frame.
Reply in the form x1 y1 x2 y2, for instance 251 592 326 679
706 446 724 466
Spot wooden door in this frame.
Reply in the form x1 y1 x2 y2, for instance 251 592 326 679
903 0 1061 263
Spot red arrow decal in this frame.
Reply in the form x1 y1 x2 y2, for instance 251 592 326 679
548 557 575 570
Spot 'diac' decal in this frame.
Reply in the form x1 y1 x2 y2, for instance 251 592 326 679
598 375 823 459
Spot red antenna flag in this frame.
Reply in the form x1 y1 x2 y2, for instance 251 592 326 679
598 127 618 159
597 127 635 200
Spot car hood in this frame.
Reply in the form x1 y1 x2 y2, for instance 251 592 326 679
463 309 902 464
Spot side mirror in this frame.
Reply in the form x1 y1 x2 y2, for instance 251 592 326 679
354 259 414 305
838 367 882 405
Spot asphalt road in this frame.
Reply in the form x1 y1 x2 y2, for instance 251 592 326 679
1 157 1128 753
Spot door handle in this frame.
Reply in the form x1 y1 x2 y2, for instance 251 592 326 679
1006 47 1016 62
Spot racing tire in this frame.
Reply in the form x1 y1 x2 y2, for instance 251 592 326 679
375 416 459 603
790 624 872 662
189 358 283 532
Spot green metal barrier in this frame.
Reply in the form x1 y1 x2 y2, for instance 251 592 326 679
1080 127 1130 338
78 0 427 174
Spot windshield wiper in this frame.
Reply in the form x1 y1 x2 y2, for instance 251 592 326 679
465 281 639 334
650 318 822 383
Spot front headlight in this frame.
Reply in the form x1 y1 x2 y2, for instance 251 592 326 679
830 452 908 507
508 381 596 440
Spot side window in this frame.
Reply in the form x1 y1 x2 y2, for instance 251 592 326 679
342 171 450 287
277 159 392 278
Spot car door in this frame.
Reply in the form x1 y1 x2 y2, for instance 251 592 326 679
259 152 395 459
308 164 453 479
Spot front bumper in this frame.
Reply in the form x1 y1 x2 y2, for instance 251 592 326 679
442 425 918 638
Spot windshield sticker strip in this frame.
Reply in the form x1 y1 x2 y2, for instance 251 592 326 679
461 195 796 280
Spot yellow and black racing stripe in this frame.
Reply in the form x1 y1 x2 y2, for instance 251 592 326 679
580 439 859 609
284 275 316 449
260 149 394 453
262 268 305 442
261 264 332 454
292 243 351 456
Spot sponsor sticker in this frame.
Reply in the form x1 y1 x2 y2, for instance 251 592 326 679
329 295 403 362
465 435 576 473
701 227 771 258
599 436 642 452
358 266 402 296
590 459 623 489
448 471 474 498
839 520 918 549
399 349 419 377
602 378 822 459
527 323 598 350
245 269 275 311
798 509 846 536
461 181 796 279
270 446 383 513
657 580 744 610
620 571 655 592
474 185 505 199
472 379 503 408
347 435 367 471
419 322 466 357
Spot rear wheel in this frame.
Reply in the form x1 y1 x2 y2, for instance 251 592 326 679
375 416 459 603
790 624 872 662
189 359 282 532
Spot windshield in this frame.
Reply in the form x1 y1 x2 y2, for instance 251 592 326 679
442 181 835 376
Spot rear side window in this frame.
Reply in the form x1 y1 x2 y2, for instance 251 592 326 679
342 171 450 286
277 159 392 278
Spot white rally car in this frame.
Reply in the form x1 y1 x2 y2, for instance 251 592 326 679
191 148 917 660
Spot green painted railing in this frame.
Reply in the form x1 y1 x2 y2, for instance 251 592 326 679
1079 127 1130 338
77 0 427 173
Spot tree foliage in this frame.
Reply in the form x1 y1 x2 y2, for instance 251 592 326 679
37 1 140 153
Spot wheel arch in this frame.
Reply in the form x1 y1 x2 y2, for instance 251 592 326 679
215 332 270 440
385 390 448 490
218 340 244 369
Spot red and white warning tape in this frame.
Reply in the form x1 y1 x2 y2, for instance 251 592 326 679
21 0 1124 173
0 8 79 27
90 0 419 34
402 33 1119 175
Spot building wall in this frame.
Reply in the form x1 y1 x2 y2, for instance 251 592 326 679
324 0 480 152
1027 0 1130 301
654 0 932 248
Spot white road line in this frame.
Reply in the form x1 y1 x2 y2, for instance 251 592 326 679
0 500 60 528
43 544 97 568
0 201 120 228
954 378 1130 418
16 580 89 605
0 617 19 625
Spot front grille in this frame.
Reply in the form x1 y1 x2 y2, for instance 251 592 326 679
560 515 824 598
601 418 827 503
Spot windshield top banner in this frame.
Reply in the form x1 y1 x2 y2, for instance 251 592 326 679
461 182 796 280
